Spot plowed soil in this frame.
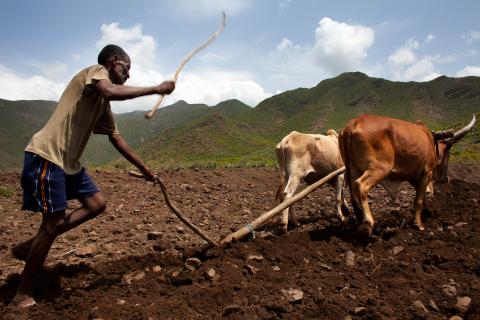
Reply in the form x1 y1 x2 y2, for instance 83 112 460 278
0 164 479 319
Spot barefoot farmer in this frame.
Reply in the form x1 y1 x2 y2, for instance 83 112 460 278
11 44 175 308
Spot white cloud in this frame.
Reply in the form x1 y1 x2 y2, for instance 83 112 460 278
462 30 480 43
387 38 443 81
276 38 293 51
455 66 480 77
0 64 64 101
424 34 435 44
97 23 157 66
312 17 375 75
170 69 271 107
388 38 419 66
170 0 252 17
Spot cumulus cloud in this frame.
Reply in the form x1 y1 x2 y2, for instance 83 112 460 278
311 17 375 75
171 69 271 107
424 34 435 44
276 38 294 51
455 66 480 77
169 0 252 17
462 30 480 43
97 23 157 66
0 64 64 101
387 38 443 81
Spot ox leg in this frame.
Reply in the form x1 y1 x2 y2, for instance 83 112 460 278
353 170 387 238
413 176 430 231
334 175 347 222
281 175 301 232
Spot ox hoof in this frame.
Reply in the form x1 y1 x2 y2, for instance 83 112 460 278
356 222 373 240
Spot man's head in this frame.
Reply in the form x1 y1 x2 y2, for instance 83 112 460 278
98 44 131 85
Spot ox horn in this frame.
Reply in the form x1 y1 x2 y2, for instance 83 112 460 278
447 115 476 144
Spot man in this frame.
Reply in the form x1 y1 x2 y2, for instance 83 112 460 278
11 44 175 308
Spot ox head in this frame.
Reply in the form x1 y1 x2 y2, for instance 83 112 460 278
432 115 476 183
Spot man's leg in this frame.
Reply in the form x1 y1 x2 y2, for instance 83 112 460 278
12 192 106 261
12 211 64 308
12 192 106 307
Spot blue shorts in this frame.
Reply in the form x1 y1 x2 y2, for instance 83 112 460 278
21 152 100 213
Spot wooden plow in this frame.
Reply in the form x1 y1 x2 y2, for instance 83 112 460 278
129 166 345 247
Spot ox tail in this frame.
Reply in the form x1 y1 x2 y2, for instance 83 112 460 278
338 127 352 195
275 144 287 203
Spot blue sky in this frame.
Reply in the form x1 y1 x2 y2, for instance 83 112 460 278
1 0 480 113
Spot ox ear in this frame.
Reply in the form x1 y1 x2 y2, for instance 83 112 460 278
432 129 454 141
446 115 477 144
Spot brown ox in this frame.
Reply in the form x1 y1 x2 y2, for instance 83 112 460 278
275 130 349 231
339 114 476 238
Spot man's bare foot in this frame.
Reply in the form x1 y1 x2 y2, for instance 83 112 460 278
11 294 37 308
11 242 32 261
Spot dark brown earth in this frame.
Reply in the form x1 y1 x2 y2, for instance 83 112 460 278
0 164 479 320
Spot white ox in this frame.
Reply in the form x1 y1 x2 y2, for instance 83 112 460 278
275 130 349 231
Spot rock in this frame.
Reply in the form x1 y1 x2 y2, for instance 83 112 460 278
455 296 471 313
117 299 126 305
429 299 440 312
257 231 275 239
354 306 367 315
122 270 146 285
319 263 332 271
346 250 355 267
184 258 202 271
281 288 304 304
272 265 280 271
206 268 219 281
244 264 260 275
454 222 467 229
442 284 457 297
222 304 241 316
75 244 97 257
450 316 463 320
412 300 428 315
176 226 185 234
246 254 264 261
152 265 162 273
147 231 163 240
392 246 404 255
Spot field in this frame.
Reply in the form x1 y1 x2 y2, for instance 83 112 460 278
0 164 479 319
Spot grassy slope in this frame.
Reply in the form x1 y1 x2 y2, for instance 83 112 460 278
1 73 479 171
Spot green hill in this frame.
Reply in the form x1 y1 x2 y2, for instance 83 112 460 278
1 72 479 171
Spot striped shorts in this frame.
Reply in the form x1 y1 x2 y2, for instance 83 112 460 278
21 152 99 213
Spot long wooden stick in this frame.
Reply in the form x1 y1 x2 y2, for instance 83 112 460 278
128 171 219 246
145 12 226 119
219 167 345 245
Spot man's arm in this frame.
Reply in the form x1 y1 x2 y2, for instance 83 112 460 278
108 133 156 181
96 79 175 101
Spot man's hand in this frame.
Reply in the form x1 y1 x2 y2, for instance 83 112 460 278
156 81 175 95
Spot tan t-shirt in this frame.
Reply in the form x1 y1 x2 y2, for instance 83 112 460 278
25 64 119 174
